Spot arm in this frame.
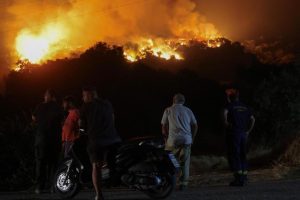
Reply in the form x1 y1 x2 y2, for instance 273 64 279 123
79 105 87 130
71 110 80 138
32 115 36 122
189 111 198 143
161 109 169 143
191 123 198 142
32 105 39 124
223 109 231 128
246 116 255 135
162 123 169 141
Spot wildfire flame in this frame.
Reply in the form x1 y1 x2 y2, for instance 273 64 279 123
123 38 185 62
123 37 224 62
12 0 224 69
15 26 223 66
15 23 67 64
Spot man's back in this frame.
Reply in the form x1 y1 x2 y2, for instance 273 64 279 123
33 101 62 146
227 101 252 133
162 104 197 146
81 99 121 147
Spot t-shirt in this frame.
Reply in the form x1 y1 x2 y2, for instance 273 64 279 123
33 101 63 147
80 99 121 147
226 101 253 133
161 104 197 146
62 108 80 142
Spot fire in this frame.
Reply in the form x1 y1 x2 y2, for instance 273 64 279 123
123 38 186 62
8 0 226 69
123 37 224 62
15 23 67 64
14 21 224 66
207 39 223 48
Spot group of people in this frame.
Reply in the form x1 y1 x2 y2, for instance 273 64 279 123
32 87 121 200
32 87 254 200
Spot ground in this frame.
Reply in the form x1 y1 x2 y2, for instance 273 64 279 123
0 170 300 200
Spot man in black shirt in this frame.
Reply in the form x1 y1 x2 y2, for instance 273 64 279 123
32 89 63 193
80 87 121 200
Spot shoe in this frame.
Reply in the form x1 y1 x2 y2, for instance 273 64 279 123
229 174 244 187
179 185 187 191
243 174 248 185
95 193 104 200
34 188 41 194
229 179 244 187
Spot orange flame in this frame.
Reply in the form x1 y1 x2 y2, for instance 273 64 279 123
15 23 68 64
123 38 185 62
10 0 224 69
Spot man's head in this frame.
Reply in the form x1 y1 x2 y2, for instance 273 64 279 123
44 89 56 103
63 95 76 110
82 86 98 103
226 88 239 103
173 93 185 104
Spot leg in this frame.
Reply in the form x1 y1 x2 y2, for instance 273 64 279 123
48 149 59 187
226 134 235 172
35 146 47 192
231 134 242 173
165 145 182 187
240 133 248 172
88 143 105 200
179 145 191 187
92 162 104 200
36 159 47 191
63 141 73 158
229 134 244 186
240 133 248 183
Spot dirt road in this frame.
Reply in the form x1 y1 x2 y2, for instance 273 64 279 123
1 179 299 200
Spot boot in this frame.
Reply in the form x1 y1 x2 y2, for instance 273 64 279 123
242 171 248 185
229 173 244 187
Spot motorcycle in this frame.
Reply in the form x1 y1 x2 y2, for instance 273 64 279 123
53 130 180 199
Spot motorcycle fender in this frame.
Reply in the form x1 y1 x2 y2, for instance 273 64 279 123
128 161 155 172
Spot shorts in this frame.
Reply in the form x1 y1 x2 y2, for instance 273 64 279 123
87 143 108 163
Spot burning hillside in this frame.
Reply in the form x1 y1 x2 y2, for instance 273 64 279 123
1 0 294 72
7 0 221 68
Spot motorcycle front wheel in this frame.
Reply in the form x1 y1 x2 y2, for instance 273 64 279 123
144 173 176 199
53 166 80 199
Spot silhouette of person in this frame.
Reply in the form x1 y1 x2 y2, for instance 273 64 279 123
32 89 63 193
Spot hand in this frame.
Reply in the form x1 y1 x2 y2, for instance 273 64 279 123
225 122 232 128
245 131 250 137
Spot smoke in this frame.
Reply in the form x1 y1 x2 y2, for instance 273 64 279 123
243 39 295 65
0 0 298 74
196 0 300 42
0 0 220 69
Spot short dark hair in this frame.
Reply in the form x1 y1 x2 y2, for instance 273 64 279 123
226 88 239 102
45 89 56 98
63 95 75 104
173 93 185 104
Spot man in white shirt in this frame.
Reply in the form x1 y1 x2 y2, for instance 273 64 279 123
161 93 198 190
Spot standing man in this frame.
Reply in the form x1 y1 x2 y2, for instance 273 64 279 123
161 93 198 190
224 89 255 186
80 87 122 200
32 89 63 194
62 96 80 158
